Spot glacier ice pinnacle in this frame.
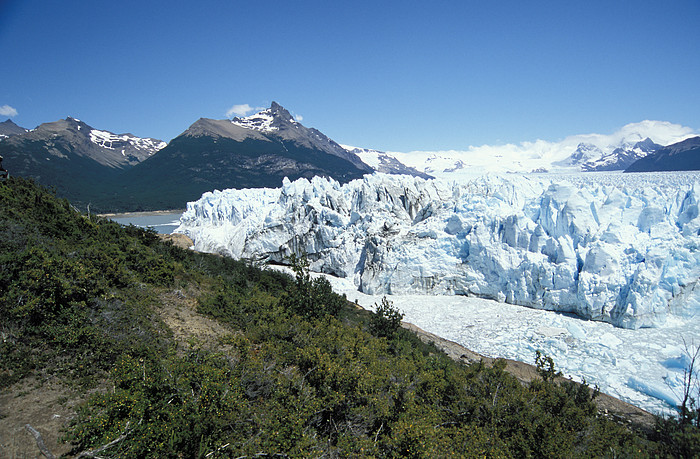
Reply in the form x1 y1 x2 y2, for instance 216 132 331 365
176 172 700 329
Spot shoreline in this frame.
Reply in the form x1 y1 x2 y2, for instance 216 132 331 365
98 209 186 218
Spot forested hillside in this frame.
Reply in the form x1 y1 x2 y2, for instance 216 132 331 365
0 177 697 457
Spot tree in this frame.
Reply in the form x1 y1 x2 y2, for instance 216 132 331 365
678 339 700 428
369 296 404 338
281 253 343 319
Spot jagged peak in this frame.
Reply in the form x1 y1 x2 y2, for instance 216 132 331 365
231 102 298 133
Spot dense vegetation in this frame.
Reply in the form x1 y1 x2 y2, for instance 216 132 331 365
1 176 698 457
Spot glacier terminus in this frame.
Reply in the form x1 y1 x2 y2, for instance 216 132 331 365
177 172 700 330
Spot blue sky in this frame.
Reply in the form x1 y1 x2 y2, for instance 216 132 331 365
1 0 698 151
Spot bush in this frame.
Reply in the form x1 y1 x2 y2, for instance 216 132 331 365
279 253 344 319
369 296 404 338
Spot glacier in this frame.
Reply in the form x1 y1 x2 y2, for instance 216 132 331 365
176 172 700 330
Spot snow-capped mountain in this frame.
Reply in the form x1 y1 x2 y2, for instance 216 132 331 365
554 143 604 168
342 145 433 179
626 136 700 172
177 172 700 330
378 121 695 177
0 119 27 138
112 102 373 211
0 117 166 209
0 117 165 170
582 138 662 171
88 128 166 159
229 102 371 172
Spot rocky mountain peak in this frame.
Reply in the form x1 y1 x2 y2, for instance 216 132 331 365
0 119 28 137
269 101 293 120
231 102 297 133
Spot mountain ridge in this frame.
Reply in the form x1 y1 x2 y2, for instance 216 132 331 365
0 119 27 138
625 136 700 172
101 102 374 210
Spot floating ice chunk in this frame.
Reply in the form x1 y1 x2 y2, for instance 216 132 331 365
661 353 694 371
628 376 680 408
598 332 623 348
566 322 587 340
535 326 567 337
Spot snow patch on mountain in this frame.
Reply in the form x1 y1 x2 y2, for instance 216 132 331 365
342 145 433 179
231 111 279 132
177 172 700 329
231 102 297 133
89 129 167 152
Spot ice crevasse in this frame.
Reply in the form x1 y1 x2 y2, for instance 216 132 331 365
176 173 700 329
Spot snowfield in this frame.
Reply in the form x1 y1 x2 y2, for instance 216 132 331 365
176 171 700 413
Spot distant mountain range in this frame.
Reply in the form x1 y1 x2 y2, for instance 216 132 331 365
0 105 697 212
0 117 165 209
624 136 700 173
0 103 379 211
582 138 663 171
373 120 696 178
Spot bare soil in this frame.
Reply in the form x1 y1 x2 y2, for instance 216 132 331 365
0 378 90 458
154 285 233 349
158 233 194 250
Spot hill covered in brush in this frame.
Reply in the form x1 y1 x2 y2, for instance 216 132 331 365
0 177 697 457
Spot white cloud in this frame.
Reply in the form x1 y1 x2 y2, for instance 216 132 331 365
226 104 254 118
294 114 303 122
0 105 18 117
225 103 265 118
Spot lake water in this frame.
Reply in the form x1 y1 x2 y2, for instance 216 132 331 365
109 211 183 234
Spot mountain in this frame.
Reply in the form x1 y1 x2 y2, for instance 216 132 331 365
624 136 700 172
108 102 373 210
582 138 662 171
379 121 694 177
0 119 27 138
0 117 165 207
343 145 433 179
553 142 604 169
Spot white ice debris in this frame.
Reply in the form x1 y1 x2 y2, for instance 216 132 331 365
177 172 700 330
319 273 700 414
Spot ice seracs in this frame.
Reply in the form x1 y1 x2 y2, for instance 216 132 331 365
177 172 700 329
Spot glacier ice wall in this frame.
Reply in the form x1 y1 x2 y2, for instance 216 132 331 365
176 173 700 329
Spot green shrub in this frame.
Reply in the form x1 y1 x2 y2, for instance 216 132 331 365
369 296 404 338
279 253 344 319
